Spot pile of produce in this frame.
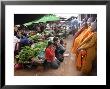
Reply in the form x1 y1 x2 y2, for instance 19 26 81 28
16 40 48 64
28 34 40 43
32 40 48 58
35 40 48 48
43 30 54 36
43 30 50 35
16 46 34 64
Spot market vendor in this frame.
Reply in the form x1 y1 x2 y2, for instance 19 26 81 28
53 37 66 62
44 41 60 69
20 35 33 47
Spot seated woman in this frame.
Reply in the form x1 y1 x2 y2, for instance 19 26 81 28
60 39 65 47
75 21 97 75
44 41 60 69
53 37 66 62
57 42 66 62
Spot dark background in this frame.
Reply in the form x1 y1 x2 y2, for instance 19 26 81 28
14 14 46 25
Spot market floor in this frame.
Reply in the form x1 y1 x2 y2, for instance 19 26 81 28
14 35 96 76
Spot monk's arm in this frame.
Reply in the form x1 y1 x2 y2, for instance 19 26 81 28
79 33 97 50
71 28 84 47
79 33 94 47
73 26 85 39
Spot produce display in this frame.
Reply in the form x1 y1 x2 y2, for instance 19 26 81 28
16 46 34 63
34 40 48 51
28 34 39 43
14 15 71 70
16 40 48 64
33 40 48 58
43 30 54 36
15 26 67 68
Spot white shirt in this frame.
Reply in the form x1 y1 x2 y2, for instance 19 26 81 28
14 36 20 51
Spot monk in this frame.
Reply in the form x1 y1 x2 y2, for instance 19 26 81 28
71 22 92 54
72 20 97 75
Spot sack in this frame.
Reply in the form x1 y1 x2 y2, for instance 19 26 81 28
14 63 23 70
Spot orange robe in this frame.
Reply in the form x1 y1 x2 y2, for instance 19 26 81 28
71 27 92 54
71 26 97 74
76 32 97 74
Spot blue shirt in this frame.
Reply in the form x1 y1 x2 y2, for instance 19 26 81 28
20 37 30 45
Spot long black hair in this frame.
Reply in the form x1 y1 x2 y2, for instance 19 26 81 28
46 41 53 49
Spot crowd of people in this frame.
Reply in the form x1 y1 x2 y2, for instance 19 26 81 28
14 21 66 70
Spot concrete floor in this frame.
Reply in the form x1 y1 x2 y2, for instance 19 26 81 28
14 35 96 76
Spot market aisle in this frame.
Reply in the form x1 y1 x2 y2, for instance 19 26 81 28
14 35 82 76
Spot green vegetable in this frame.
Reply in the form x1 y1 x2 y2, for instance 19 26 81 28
28 34 40 43
16 38 48 64
16 46 34 64
32 40 48 57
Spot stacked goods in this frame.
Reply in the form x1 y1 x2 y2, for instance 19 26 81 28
33 40 48 59
28 34 39 43
16 46 34 64
34 40 48 52
16 40 48 62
